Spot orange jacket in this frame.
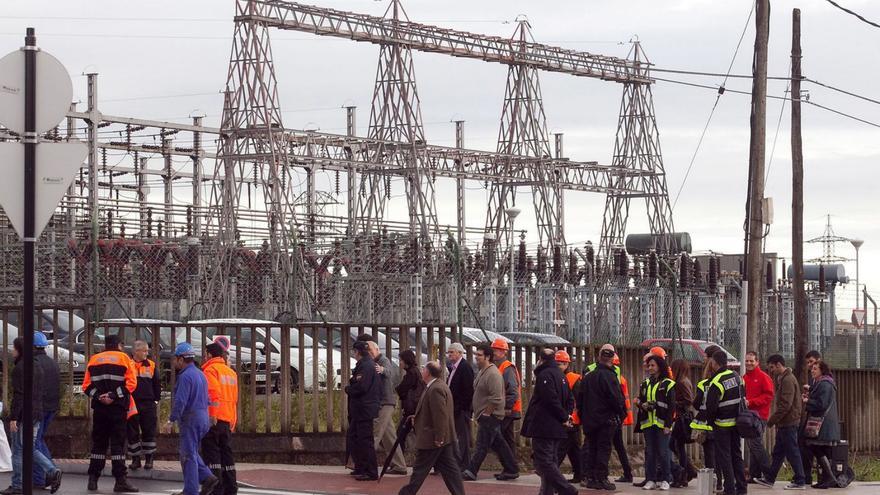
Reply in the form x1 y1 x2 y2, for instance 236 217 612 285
82 350 137 408
565 371 581 425
497 360 522 414
620 374 634 426
202 357 239 431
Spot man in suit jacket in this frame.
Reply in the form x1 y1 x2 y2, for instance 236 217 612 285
398 361 465 495
446 342 474 469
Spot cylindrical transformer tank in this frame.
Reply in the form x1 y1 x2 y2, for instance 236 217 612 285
625 232 692 255
787 263 848 284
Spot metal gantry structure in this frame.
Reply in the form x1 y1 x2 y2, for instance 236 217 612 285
0 0 687 342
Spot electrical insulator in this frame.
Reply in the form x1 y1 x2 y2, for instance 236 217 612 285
517 238 527 273
619 250 629 278
692 258 702 287
335 170 340 195
765 261 774 290
101 148 107 171
568 250 578 283
146 208 153 238
708 256 718 292
552 246 562 282
818 264 826 293
385 176 391 198
585 241 594 268
781 259 787 280
648 250 658 279
679 253 690 289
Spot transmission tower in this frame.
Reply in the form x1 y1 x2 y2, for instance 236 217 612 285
599 42 675 264
485 19 564 255
807 214 850 263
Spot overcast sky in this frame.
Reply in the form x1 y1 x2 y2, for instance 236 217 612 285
2 0 879 314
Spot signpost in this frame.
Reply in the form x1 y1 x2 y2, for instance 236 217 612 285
0 29 86 495
853 308 867 368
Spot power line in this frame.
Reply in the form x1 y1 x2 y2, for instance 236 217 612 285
803 77 880 106
824 0 880 29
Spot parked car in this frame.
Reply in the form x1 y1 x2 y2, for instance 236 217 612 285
190 319 343 391
2 309 86 341
640 338 741 369
500 331 572 346
460 327 512 346
0 321 86 383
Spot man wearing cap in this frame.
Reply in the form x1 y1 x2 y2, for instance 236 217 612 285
522 349 578 495
201 342 238 495
445 342 474 470
127 341 160 471
82 334 138 493
578 344 627 491
32 332 60 489
555 350 583 484
161 342 218 495
490 338 521 453
346 339 382 481
462 343 518 481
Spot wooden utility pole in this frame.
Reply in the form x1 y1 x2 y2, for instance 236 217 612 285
791 8 808 380
745 0 770 354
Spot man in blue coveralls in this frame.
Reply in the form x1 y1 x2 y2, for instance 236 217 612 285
161 343 219 495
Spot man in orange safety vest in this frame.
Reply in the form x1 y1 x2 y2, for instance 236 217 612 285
201 341 239 495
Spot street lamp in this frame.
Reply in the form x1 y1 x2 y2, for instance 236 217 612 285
505 207 521 332
851 238 864 368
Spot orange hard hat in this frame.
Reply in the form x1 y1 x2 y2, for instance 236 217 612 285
649 346 667 359
555 350 571 363
612 354 620 366
491 338 509 351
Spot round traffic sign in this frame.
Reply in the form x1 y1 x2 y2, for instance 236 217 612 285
0 48 73 135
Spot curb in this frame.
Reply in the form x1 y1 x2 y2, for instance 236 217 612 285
55 461 184 483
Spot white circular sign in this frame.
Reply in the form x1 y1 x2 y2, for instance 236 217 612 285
0 49 73 135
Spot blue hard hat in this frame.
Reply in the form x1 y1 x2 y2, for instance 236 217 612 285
33 332 49 348
174 342 195 357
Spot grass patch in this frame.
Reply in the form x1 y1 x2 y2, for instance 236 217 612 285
775 453 880 481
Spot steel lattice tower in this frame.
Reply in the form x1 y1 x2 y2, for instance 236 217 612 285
599 42 675 263
485 19 564 255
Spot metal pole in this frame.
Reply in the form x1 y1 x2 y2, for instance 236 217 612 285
86 72 100 321
454 120 466 245
22 27 37 495
192 115 203 236
345 106 357 236
852 240 863 367
506 207 520 331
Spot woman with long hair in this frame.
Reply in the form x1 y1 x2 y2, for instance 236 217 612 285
635 355 675 491
669 359 697 487
394 350 425 448
802 361 840 489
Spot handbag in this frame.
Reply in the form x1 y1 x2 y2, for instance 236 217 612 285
736 385 765 439
804 389 834 439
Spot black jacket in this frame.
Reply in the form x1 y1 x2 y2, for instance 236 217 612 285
578 361 626 430
704 368 743 429
11 356 45 423
132 358 161 402
447 357 474 415
34 348 60 413
521 360 570 439
396 366 425 417
345 355 381 421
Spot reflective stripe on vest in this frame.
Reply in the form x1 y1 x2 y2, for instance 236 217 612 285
709 369 738 428
691 378 713 431
497 360 522 413
639 377 675 429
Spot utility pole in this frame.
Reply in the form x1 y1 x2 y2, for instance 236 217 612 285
791 8 808 380
745 0 770 354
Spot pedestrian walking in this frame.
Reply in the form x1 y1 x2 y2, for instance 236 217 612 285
445 342 474 471
703 350 747 495
802 361 840 489
669 359 697 487
360 335 407 475
798 350 822 485
82 334 138 493
1 337 62 495
161 342 218 495
743 351 773 483
522 349 578 495
754 354 806 490
462 343 518 481
201 342 239 495
32 332 60 489
554 350 582 484
635 355 674 491
398 361 465 495
345 339 381 481
395 350 425 449
578 344 626 491
490 338 521 452
127 340 160 471
611 354 634 484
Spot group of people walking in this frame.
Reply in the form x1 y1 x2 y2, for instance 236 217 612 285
345 334 844 495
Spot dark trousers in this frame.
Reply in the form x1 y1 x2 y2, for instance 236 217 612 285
127 400 158 458
453 410 471 469
762 425 805 485
33 410 56 485
582 424 614 482
347 418 377 478
467 415 518 475
556 426 582 480
702 436 723 488
644 427 672 483
533 437 577 495
746 421 770 479
88 405 128 479
670 434 696 482
714 427 746 495
501 416 517 452
201 421 237 495
398 444 465 495
798 429 815 483
612 424 632 478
